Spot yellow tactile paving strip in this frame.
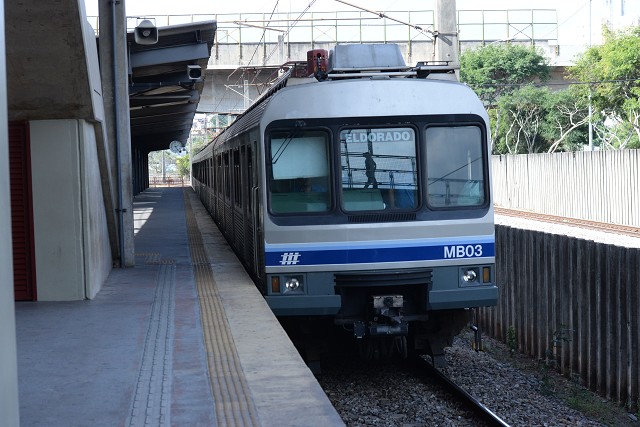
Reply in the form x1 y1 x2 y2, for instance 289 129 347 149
183 190 260 427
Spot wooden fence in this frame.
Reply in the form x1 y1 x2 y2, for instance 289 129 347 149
479 225 640 409
491 149 640 227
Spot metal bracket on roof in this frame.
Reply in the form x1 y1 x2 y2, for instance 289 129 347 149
414 61 459 79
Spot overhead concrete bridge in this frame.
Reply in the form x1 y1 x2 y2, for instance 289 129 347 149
89 9 566 117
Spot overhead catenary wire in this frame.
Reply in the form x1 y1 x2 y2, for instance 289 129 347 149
222 1 319 113
243 0 281 70
218 0 281 114
333 0 435 39
473 77 640 88
262 1 318 66
217 3 607 116
539 0 591 40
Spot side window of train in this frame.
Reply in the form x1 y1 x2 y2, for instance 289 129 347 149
269 129 331 214
339 127 418 212
425 125 486 208
247 144 253 210
233 149 241 208
223 153 231 200
216 155 222 194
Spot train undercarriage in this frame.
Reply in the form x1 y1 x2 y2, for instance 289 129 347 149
331 269 471 367
335 305 471 368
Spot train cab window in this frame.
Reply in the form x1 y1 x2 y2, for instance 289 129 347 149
425 126 486 208
269 130 331 214
339 127 418 212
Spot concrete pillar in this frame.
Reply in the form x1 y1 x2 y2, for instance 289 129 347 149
243 79 250 111
278 34 285 64
0 0 21 423
99 0 135 267
434 0 459 68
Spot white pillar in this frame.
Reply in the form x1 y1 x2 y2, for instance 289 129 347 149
0 0 21 423
243 79 250 111
99 0 135 267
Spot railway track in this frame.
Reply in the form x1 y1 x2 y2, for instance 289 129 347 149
316 334 607 426
414 356 510 427
494 207 640 238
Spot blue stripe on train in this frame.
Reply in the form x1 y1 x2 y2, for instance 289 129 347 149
265 241 495 267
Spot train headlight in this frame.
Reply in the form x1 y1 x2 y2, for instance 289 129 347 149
460 266 493 287
286 277 300 290
462 268 478 283
284 276 304 294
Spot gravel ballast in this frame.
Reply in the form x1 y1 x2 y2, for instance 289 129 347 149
316 329 637 426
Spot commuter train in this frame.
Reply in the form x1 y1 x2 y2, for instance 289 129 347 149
191 44 498 364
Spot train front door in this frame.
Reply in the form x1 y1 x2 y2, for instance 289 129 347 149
250 141 264 282
9 121 37 301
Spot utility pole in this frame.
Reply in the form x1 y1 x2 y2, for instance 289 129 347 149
162 150 166 183
434 0 460 78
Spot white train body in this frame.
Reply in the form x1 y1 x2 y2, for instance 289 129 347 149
192 45 497 360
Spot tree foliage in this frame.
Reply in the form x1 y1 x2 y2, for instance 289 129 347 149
460 43 592 154
189 135 210 154
460 44 550 107
148 150 178 175
570 25 640 149
496 85 549 154
491 86 589 154
543 87 589 152
176 155 190 178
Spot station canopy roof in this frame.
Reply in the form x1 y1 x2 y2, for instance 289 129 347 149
127 21 216 154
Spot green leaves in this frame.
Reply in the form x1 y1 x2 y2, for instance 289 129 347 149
176 155 190 178
460 44 550 106
460 43 585 154
570 25 640 149
459 32 640 153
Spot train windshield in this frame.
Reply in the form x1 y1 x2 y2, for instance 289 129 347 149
425 126 485 208
269 129 331 214
340 127 418 212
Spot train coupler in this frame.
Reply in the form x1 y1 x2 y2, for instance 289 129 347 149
352 294 408 338
371 294 404 328
349 295 408 338
368 322 409 336
352 321 409 338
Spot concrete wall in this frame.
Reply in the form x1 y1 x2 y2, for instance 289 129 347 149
480 225 640 409
198 68 275 114
0 0 21 422
79 120 113 298
30 119 112 300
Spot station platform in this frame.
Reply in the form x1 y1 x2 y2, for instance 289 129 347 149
15 186 344 427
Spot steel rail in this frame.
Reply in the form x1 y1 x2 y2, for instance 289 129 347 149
414 356 511 427
494 207 640 238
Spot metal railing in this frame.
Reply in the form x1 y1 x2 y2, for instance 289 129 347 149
86 9 557 45
149 174 186 187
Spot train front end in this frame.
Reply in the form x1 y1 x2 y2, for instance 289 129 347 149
260 45 498 361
